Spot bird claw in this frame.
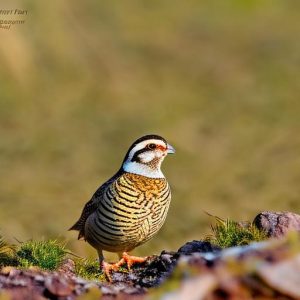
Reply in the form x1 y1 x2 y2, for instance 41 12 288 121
121 252 147 270
101 252 147 281
101 261 119 282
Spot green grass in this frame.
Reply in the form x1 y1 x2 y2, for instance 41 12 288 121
206 217 267 248
0 234 106 280
16 239 67 270
0 235 68 270
74 258 106 281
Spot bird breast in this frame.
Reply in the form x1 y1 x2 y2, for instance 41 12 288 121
84 173 171 252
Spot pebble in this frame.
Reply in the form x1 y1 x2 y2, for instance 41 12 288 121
45 274 74 297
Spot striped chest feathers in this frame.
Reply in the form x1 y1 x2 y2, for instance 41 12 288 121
86 173 171 251
103 173 171 219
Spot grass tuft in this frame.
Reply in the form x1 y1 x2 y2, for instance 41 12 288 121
0 234 106 279
74 258 106 281
16 239 67 270
206 217 267 248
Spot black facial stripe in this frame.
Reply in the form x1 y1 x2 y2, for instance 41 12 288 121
131 148 148 163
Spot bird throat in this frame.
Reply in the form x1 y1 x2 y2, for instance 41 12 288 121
123 160 164 178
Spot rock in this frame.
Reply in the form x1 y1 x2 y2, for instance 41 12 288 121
137 251 178 288
132 240 239 289
45 274 75 297
253 211 300 238
152 236 300 300
178 240 221 255
257 253 300 299
57 258 76 277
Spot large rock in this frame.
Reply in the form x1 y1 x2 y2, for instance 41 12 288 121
253 211 300 238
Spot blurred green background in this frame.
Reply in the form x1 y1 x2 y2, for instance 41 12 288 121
1 0 300 260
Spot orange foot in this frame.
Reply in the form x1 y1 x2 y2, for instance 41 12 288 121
101 261 119 282
101 252 147 281
118 252 147 270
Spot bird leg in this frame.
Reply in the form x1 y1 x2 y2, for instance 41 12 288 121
98 250 117 282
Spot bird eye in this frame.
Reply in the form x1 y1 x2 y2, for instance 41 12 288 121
147 143 156 150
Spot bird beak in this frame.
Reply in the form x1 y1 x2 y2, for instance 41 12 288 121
167 144 175 154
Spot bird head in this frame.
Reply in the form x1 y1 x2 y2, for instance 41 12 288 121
122 134 175 178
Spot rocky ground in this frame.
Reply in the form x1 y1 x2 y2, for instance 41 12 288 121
1 211 300 300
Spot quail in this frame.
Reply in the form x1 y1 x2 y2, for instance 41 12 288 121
69 134 175 278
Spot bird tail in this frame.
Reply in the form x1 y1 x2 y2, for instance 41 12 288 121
68 222 81 231
68 222 85 240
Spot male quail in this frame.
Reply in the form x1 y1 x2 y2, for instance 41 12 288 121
69 134 175 278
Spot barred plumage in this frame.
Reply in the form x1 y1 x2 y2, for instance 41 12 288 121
85 173 171 253
69 134 175 278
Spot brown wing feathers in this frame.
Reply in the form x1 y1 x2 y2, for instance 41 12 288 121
69 171 122 240
69 198 98 239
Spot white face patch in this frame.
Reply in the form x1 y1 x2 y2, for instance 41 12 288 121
138 151 156 163
122 138 167 178
126 139 167 162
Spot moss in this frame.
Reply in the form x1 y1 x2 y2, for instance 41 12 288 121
206 217 268 248
74 258 106 281
16 239 67 270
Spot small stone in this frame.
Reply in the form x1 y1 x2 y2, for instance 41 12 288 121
34 275 45 282
161 253 173 264
10 279 27 286
45 274 74 297
253 211 300 238
57 258 76 277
